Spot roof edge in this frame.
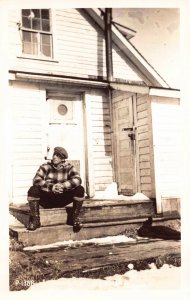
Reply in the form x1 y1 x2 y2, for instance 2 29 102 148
84 8 170 89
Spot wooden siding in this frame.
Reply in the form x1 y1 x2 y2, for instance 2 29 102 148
8 9 143 83
85 91 113 193
10 81 46 204
112 47 142 81
135 94 155 198
151 97 181 203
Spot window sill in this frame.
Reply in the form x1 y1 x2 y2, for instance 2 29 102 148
17 55 59 63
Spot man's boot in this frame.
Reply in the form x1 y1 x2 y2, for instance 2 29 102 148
72 196 84 232
27 198 41 231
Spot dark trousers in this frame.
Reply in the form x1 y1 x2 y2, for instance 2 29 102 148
28 185 85 209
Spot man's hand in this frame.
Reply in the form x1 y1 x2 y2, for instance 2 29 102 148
52 183 64 194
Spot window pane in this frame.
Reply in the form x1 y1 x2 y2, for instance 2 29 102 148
41 34 50 45
31 32 38 44
31 32 38 54
31 42 38 55
22 32 38 55
32 18 41 30
22 16 31 29
41 45 51 57
32 9 40 18
23 42 33 54
41 9 49 20
41 34 51 57
23 31 31 42
42 19 50 32
23 42 38 55
22 9 30 16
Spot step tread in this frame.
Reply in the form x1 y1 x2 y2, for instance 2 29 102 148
9 199 156 228
9 198 153 211
9 214 180 231
9 215 180 247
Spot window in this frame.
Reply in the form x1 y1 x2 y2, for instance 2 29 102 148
21 9 53 58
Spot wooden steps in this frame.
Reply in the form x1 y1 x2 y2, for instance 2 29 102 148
9 222 133 247
9 198 180 247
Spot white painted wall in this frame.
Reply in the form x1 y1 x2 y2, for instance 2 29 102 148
151 96 181 213
9 81 46 204
84 91 113 195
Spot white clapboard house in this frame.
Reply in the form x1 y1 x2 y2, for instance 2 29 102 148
8 8 180 220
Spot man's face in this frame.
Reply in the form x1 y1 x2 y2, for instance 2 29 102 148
52 152 64 165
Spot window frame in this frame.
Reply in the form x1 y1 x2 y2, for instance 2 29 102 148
20 9 53 59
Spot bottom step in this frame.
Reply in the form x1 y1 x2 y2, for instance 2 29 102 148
10 217 180 247
10 222 133 247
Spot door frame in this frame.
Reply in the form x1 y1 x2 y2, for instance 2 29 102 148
45 90 88 195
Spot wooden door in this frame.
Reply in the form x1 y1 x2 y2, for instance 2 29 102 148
112 93 136 195
46 93 85 185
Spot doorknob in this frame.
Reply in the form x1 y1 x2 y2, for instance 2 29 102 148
128 133 136 140
122 127 136 140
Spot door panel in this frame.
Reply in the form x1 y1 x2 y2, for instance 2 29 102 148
46 94 85 185
113 94 136 195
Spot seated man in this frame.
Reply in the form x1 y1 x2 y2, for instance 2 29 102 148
27 146 85 231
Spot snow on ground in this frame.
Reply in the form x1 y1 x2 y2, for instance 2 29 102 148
26 263 180 291
23 234 137 251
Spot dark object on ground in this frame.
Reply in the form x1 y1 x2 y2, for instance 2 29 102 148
137 217 181 240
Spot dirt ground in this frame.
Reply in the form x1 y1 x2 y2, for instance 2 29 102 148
9 237 181 291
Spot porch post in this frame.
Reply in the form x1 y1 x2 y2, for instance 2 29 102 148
105 8 116 182
105 8 113 82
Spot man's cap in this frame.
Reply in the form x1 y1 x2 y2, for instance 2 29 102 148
54 147 68 159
